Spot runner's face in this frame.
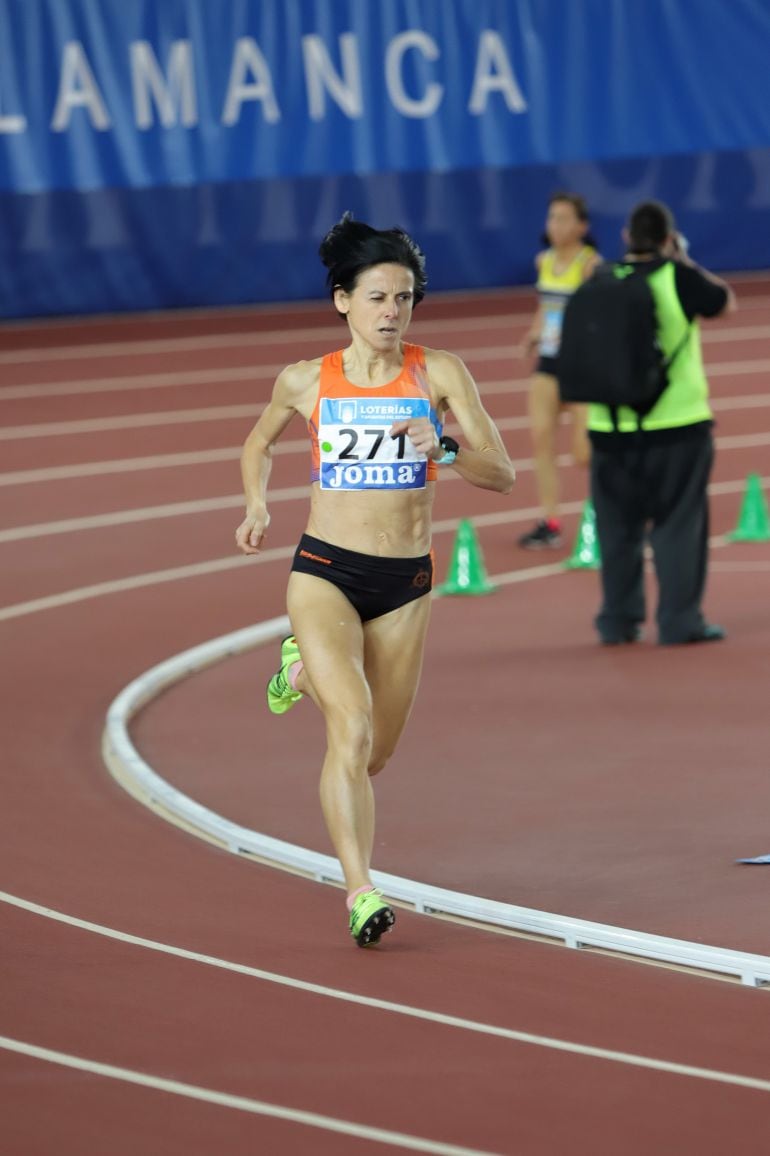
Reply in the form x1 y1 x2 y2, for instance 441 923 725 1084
335 264 415 350
545 201 587 248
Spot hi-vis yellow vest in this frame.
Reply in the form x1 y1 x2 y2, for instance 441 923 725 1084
588 261 712 432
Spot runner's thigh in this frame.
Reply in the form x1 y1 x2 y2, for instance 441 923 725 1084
286 572 369 713
363 593 433 753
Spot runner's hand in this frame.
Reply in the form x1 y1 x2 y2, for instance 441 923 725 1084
390 417 440 460
235 510 269 555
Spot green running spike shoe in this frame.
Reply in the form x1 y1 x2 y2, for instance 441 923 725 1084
266 635 303 715
349 889 395 947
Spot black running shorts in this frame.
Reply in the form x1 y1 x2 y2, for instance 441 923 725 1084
536 355 559 376
290 533 434 623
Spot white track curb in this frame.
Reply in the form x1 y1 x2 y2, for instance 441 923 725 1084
103 615 770 987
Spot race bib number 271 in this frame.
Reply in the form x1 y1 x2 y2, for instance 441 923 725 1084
318 396 432 490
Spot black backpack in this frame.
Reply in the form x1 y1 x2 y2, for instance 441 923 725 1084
557 261 690 427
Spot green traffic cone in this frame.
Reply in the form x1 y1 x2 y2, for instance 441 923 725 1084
436 518 496 595
564 499 602 570
727 474 770 542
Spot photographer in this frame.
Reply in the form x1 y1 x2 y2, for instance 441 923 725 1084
588 200 736 645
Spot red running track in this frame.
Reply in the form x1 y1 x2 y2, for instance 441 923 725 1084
2 281 770 1154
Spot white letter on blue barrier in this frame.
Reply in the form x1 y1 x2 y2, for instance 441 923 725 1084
222 38 280 125
0 89 26 134
385 31 443 118
468 31 527 115
131 40 197 129
302 34 362 121
51 41 111 130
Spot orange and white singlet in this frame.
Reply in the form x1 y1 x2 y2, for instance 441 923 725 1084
308 343 441 491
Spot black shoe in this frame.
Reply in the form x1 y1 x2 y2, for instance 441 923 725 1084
600 625 643 646
518 520 562 549
666 623 727 645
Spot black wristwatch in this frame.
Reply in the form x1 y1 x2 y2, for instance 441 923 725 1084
435 435 459 465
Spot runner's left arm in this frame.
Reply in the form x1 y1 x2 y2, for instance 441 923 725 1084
392 350 515 494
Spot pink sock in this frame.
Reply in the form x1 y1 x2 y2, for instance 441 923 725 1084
288 661 303 691
346 885 374 912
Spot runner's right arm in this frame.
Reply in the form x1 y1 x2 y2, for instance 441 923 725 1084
236 363 312 555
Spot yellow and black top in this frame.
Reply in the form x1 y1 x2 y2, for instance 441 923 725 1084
537 245 597 361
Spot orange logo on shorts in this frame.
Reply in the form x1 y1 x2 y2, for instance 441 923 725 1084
412 568 431 589
299 549 332 566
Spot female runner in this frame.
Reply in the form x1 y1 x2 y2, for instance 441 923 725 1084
236 214 515 946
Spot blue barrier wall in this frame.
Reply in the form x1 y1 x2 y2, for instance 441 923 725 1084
1 0 770 317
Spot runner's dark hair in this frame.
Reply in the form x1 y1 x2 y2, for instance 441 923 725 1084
319 212 427 314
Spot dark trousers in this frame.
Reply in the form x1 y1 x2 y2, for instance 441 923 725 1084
590 429 714 643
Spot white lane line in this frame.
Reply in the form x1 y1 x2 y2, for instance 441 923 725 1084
0 377 768 455
708 359 770 377
0 343 518 403
0 507 539 618
0 284 533 332
0 552 261 622
0 364 272 401
0 495 248 543
0 313 765 371
0 330 766 405
708 431 770 449
0 473 763 619
0 313 521 367
0 403 263 441
0 436 767 548
0 1035 494 1156
0 408 524 489
0 392 529 443
1 893 770 1093
0 502 601 619
711 394 770 410
0 297 332 334
0 343 767 407
0 446 242 487
0 486 301 543
0 269 765 342
710 560 770 572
